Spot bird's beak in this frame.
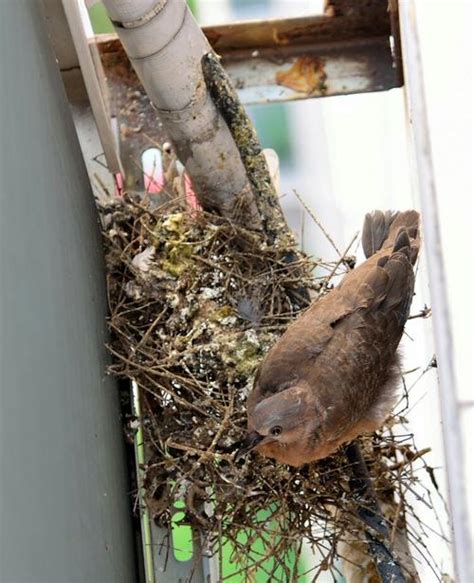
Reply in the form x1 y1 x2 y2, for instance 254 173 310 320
235 431 264 462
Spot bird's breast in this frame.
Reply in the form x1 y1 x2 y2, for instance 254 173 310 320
257 438 340 467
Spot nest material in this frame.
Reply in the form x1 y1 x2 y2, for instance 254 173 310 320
100 194 441 581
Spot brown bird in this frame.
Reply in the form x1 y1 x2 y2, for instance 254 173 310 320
239 210 420 467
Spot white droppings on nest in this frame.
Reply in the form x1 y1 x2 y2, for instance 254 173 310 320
179 307 193 320
165 293 180 308
200 287 221 300
125 281 142 300
161 392 172 406
244 329 260 347
220 316 238 326
211 271 224 285
242 377 254 397
132 246 155 274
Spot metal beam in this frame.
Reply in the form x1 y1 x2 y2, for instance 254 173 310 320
93 7 400 106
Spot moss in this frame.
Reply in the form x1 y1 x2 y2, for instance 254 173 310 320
211 305 234 321
162 243 193 277
202 51 303 255
162 212 186 233
152 212 196 277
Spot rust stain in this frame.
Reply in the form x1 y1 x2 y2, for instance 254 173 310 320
271 27 290 45
275 56 327 95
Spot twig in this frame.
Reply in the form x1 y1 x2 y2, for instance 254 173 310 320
322 231 359 288
293 190 343 256
408 305 432 320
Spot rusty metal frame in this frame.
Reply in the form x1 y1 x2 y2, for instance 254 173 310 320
78 0 402 191
95 8 401 104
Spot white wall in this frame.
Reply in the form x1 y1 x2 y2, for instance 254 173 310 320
413 0 473 522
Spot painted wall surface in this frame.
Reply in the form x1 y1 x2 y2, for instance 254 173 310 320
0 2 136 582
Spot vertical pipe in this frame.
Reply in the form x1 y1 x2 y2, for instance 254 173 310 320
100 0 259 224
0 2 136 581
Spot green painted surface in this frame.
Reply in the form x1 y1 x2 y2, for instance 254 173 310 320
134 386 155 582
249 103 294 166
170 505 307 581
219 508 305 582
89 1 198 33
89 3 114 34
171 501 195 563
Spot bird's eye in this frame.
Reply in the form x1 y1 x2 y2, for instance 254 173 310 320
270 425 282 437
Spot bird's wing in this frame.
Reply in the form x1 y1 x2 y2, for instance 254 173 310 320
252 245 414 413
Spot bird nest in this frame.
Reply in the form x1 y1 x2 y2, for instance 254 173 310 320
100 194 441 581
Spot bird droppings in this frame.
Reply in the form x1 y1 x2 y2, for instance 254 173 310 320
100 194 443 581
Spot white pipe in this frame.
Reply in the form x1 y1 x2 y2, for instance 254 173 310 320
101 0 258 223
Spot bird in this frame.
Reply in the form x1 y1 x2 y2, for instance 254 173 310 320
238 210 420 467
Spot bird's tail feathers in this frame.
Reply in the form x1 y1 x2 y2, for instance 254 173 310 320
362 210 420 264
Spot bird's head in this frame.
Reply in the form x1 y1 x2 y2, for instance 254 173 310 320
236 384 325 463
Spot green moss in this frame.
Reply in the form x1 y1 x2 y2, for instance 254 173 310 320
162 243 193 277
235 342 261 376
155 213 196 277
210 305 234 321
162 212 186 233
